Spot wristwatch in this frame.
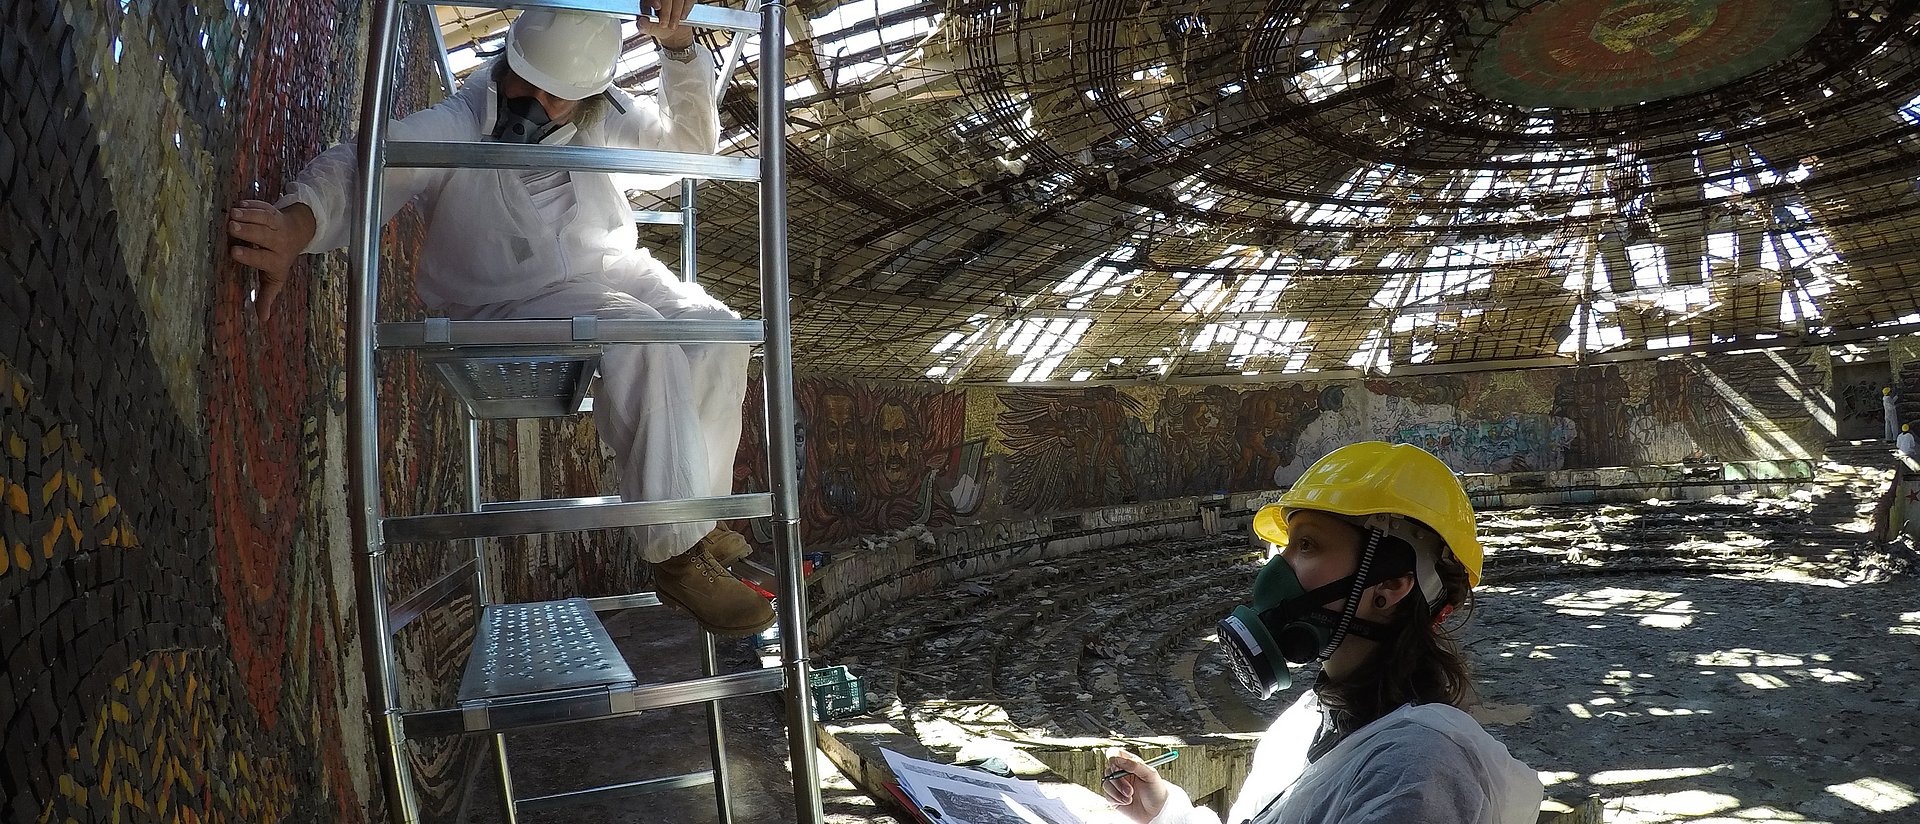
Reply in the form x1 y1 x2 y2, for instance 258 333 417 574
662 42 698 63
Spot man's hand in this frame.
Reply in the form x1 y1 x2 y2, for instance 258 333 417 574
642 0 696 50
1102 749 1173 823
227 199 316 321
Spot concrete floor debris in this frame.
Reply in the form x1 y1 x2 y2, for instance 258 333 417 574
469 450 1918 823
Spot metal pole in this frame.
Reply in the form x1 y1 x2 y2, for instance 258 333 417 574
423 3 457 99
717 0 761 90
469 417 491 605
681 178 699 284
757 5 824 823
350 2 419 823
494 734 522 824
702 632 734 824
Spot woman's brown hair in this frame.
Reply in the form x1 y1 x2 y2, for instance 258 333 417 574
1316 533 1476 726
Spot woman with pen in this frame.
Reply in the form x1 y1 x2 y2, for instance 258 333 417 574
1103 442 1542 824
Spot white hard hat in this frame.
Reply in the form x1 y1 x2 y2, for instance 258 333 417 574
506 10 622 100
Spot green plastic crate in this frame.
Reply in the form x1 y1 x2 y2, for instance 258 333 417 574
809 665 869 721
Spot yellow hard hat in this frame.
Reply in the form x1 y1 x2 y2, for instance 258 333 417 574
1253 442 1483 587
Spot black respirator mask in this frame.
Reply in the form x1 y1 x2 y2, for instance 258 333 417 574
490 88 579 146
1219 516 1438 700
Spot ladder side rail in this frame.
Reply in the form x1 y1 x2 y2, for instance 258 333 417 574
349 1 419 822
756 4 826 823
494 734 523 824
703 631 734 824
468 417 494 605
681 178 699 284
670 0 764 298
422 3 456 98
715 0 760 91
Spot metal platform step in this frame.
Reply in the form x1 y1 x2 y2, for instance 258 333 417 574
426 348 598 420
403 0 761 34
384 493 773 543
378 318 765 349
387 142 760 181
459 599 636 705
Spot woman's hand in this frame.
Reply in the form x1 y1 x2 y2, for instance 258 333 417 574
1102 748 1172 823
227 200 317 321
642 0 695 50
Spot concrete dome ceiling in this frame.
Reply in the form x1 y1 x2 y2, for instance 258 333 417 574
440 0 1920 383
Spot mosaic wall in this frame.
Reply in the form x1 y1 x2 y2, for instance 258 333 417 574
740 350 1834 546
0 3 531 821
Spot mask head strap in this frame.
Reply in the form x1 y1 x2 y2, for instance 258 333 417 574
1312 526 1381 661
1345 513 1447 611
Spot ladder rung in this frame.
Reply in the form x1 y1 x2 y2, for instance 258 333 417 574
387 142 760 181
379 319 765 348
518 771 714 813
384 494 772 543
584 592 663 611
633 209 685 225
404 1 762 34
480 494 622 513
388 557 478 634
405 668 786 737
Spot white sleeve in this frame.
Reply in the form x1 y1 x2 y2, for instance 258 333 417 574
603 45 720 154
275 101 467 253
1147 784 1224 824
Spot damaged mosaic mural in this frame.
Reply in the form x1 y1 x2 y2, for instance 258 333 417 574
739 349 1834 547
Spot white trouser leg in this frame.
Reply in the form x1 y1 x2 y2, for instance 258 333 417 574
441 266 745 562
595 251 752 499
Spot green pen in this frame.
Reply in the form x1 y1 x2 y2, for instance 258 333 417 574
1102 750 1179 782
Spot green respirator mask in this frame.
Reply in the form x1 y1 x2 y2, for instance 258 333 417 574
1218 527 1410 699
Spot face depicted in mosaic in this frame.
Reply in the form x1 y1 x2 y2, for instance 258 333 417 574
877 400 917 491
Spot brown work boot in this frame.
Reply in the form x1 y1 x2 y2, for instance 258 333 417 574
652 543 774 637
701 526 754 567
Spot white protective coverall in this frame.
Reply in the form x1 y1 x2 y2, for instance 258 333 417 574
1148 691 1543 824
280 47 745 562
1886 391 1901 442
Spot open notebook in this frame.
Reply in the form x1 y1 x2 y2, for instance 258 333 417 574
881 749 1131 824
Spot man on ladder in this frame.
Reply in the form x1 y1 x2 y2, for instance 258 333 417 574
226 4 774 636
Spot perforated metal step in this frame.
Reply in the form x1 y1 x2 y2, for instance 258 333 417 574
427 349 598 420
459 598 635 705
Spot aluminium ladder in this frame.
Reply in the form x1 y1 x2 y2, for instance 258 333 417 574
344 2 822 822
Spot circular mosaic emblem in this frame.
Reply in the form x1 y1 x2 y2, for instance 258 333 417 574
1466 0 1832 108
